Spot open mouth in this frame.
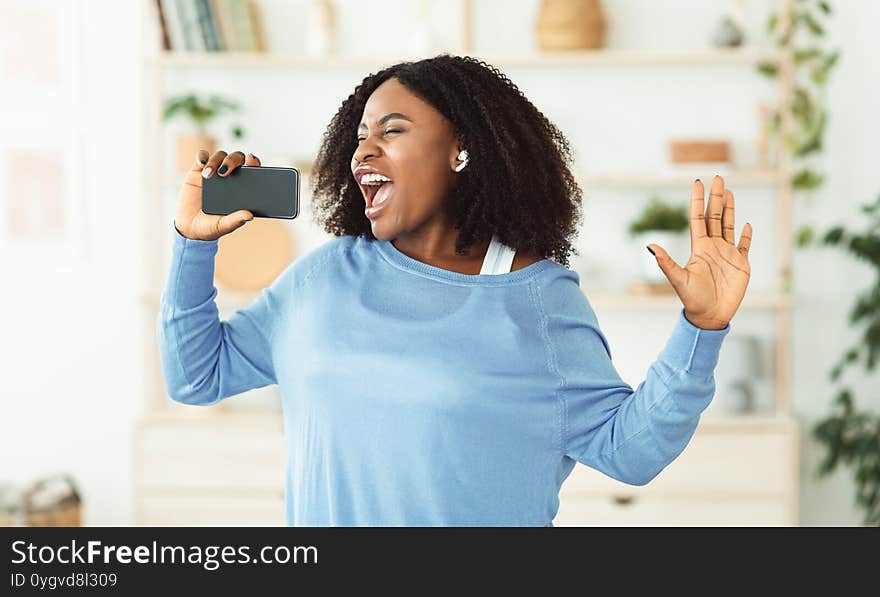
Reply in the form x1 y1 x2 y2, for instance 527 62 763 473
362 181 390 207
359 175 394 209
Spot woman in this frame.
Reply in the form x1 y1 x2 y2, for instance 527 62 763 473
158 55 752 526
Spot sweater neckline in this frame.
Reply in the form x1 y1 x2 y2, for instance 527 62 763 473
373 237 555 285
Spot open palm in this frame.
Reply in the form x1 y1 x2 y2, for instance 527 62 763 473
647 175 752 330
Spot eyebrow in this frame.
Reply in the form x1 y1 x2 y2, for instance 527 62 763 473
358 112 412 130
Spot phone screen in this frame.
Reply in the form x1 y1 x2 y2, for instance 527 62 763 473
202 165 299 219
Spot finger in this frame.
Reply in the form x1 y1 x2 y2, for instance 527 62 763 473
647 243 688 294
202 150 227 179
706 174 724 237
217 210 255 235
244 152 261 166
737 222 753 258
191 149 210 172
218 150 247 176
690 179 707 245
722 188 736 244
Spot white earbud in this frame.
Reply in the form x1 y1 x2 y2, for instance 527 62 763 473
454 149 469 172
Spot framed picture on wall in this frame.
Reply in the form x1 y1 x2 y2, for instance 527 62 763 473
0 0 86 262
0 129 87 261
0 0 81 104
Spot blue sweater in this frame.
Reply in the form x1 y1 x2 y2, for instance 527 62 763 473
157 225 730 526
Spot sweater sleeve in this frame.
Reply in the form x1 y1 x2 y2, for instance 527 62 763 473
538 269 730 486
155 223 290 406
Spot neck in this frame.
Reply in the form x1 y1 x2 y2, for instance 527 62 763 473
391 228 491 268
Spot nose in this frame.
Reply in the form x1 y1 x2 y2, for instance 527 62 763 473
353 133 382 164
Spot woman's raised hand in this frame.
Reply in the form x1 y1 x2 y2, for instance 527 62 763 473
647 175 752 330
173 149 262 241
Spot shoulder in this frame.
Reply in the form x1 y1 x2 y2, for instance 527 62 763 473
531 262 612 358
274 234 361 288
532 262 600 325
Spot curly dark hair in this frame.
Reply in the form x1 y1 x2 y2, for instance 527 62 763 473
310 53 583 266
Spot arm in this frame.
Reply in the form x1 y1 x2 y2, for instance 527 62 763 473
539 270 730 486
155 223 289 406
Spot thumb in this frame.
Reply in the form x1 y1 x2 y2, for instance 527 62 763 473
234 210 254 225
219 210 254 235
647 244 687 290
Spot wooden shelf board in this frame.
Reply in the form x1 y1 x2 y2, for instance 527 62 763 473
137 406 793 434
152 48 780 69
581 170 781 189
161 169 782 192
586 290 791 310
143 288 791 312
697 413 796 432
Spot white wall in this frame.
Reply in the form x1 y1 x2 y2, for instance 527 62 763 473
1 0 875 525
0 0 144 524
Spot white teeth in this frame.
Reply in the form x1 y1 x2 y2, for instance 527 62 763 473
360 172 391 185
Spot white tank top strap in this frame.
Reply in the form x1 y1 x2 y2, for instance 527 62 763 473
480 234 516 275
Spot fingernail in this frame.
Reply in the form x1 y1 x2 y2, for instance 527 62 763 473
201 167 212 178
199 158 207 164
251 154 258 161
695 178 701 183
218 164 228 175
646 245 656 256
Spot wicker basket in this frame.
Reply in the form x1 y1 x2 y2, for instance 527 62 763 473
22 474 82 527
536 0 606 50
26 502 81 527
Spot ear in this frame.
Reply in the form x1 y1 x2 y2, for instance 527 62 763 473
450 143 464 171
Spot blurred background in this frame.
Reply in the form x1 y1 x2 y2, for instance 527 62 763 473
0 0 877 527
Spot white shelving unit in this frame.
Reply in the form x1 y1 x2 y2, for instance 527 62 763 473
138 0 798 526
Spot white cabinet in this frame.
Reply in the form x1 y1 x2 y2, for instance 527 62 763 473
134 414 797 526
133 414 286 526
556 419 798 526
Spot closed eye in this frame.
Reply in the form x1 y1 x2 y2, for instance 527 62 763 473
357 129 402 142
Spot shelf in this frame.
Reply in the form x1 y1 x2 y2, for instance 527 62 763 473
144 2 796 420
581 170 781 189
151 48 780 69
142 0 800 526
478 48 780 67
586 290 790 311
139 406 793 433
161 169 782 192
141 288 790 313
694 414 796 432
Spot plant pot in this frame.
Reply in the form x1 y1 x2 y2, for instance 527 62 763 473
176 133 216 174
635 230 689 283
536 0 606 50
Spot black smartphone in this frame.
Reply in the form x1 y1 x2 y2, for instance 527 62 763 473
202 165 300 219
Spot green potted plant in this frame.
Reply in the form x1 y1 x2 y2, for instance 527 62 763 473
163 93 245 174
801 193 880 526
757 0 839 293
628 195 689 284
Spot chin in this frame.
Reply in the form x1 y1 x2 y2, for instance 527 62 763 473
369 222 398 242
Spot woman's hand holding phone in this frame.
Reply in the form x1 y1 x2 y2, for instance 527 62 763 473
174 149 261 241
